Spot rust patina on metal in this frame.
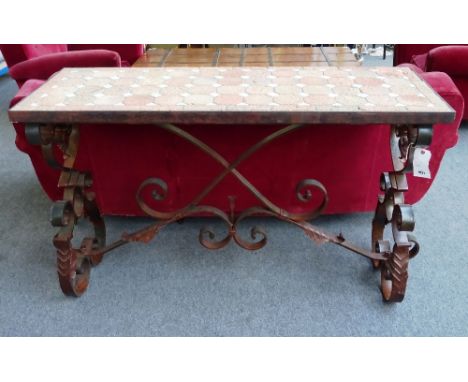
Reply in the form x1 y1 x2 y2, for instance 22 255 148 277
9 66 455 301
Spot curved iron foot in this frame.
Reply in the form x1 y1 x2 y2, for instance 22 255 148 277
380 245 410 302
51 190 106 297
55 239 91 297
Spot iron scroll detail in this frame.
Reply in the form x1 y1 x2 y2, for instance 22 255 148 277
128 122 384 261
136 176 328 251
134 122 331 250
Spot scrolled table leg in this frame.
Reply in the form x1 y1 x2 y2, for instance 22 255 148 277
372 124 430 302
26 124 106 296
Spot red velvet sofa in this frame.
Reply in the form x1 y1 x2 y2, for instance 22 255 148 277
0 44 144 87
8 69 464 217
394 44 468 120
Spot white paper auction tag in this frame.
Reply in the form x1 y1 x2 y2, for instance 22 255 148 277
413 148 432 179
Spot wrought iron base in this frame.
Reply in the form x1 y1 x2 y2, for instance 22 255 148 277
25 122 432 301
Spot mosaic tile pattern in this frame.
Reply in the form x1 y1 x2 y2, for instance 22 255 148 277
11 67 452 114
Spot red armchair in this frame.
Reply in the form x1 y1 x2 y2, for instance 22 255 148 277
0 44 145 87
394 44 468 120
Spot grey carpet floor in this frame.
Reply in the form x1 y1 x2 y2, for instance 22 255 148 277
0 57 467 336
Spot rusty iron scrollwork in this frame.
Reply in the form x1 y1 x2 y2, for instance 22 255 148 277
25 124 106 296
372 124 432 302
126 123 386 261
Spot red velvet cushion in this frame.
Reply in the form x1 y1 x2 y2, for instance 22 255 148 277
426 46 468 76
22 44 67 59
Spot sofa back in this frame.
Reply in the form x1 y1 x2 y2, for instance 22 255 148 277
22 44 67 59
394 44 446 66
394 44 468 66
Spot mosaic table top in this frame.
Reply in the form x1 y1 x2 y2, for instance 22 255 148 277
132 46 360 68
9 66 455 125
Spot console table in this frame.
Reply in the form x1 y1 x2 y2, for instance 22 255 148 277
9 66 454 301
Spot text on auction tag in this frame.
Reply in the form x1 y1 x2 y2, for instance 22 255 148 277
413 148 432 179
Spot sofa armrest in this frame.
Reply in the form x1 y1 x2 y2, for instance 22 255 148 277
68 44 145 66
426 46 468 76
9 49 121 83
420 71 464 149
10 79 46 108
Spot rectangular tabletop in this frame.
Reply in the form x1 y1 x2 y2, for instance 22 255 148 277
9 66 455 125
133 46 361 68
